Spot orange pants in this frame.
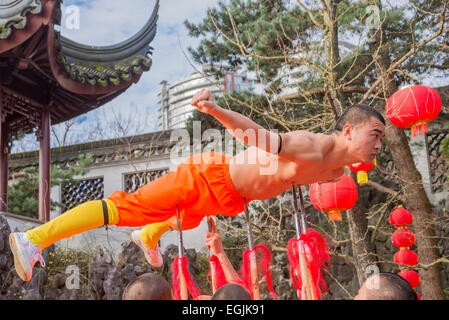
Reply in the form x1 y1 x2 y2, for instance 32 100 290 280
108 152 250 231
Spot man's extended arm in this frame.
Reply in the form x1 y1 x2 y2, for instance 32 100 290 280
191 89 281 154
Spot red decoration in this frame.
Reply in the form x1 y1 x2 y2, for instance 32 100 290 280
394 249 418 266
389 205 413 228
172 256 201 300
398 269 421 288
389 206 420 295
349 161 374 184
240 244 277 299
416 292 422 300
287 228 329 300
309 174 358 221
386 85 442 136
391 229 415 248
208 254 229 292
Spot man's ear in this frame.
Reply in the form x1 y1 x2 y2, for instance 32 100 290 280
342 124 353 140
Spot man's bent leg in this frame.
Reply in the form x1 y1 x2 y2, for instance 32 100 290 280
139 222 172 250
26 199 119 250
131 222 172 267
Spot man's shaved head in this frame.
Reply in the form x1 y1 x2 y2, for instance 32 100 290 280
354 272 418 300
122 273 173 300
211 283 252 300
333 104 386 133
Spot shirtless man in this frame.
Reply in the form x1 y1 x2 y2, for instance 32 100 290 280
9 88 385 281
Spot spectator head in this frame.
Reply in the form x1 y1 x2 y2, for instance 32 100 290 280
122 273 174 300
354 272 418 300
211 283 252 300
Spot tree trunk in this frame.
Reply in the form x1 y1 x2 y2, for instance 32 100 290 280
347 171 378 286
368 14 445 299
323 0 378 288
383 124 445 299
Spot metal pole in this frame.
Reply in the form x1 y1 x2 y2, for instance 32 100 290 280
176 206 184 258
176 206 188 300
297 186 308 234
207 216 217 294
291 186 302 239
291 184 317 300
243 198 260 300
244 198 253 250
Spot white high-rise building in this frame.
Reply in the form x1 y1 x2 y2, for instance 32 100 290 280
275 40 356 99
158 66 252 130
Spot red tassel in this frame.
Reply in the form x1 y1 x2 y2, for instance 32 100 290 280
287 228 330 300
171 256 201 300
239 244 278 299
207 254 229 291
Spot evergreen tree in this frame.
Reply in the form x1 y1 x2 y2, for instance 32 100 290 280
8 154 93 218
185 0 449 299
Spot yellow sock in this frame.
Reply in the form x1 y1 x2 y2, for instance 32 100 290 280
27 199 119 250
139 222 171 250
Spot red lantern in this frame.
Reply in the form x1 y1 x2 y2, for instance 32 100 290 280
394 249 418 266
349 161 374 184
389 205 413 228
416 292 422 300
386 85 441 136
391 229 415 248
398 269 420 288
309 174 358 221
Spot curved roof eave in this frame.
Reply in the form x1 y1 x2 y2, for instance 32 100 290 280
59 0 159 65
47 0 159 94
0 0 55 53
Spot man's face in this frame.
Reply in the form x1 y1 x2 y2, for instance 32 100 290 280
343 117 385 164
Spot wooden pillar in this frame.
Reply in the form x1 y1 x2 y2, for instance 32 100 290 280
38 107 51 221
0 87 8 212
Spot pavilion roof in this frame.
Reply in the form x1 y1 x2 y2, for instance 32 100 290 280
0 0 159 138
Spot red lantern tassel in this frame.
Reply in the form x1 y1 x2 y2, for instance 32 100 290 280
172 256 201 300
411 123 428 136
207 254 229 292
357 171 368 184
287 228 330 300
240 244 278 299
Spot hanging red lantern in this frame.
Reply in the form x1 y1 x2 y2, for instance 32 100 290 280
309 174 358 221
349 161 374 184
394 249 418 266
398 269 420 288
391 229 415 248
389 205 413 228
386 85 441 136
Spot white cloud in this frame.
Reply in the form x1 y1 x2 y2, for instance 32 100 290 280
61 0 220 127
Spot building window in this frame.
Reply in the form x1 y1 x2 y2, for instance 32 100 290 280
427 129 449 193
123 168 170 193
62 177 104 211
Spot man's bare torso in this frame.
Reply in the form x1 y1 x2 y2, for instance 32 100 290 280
228 132 345 200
